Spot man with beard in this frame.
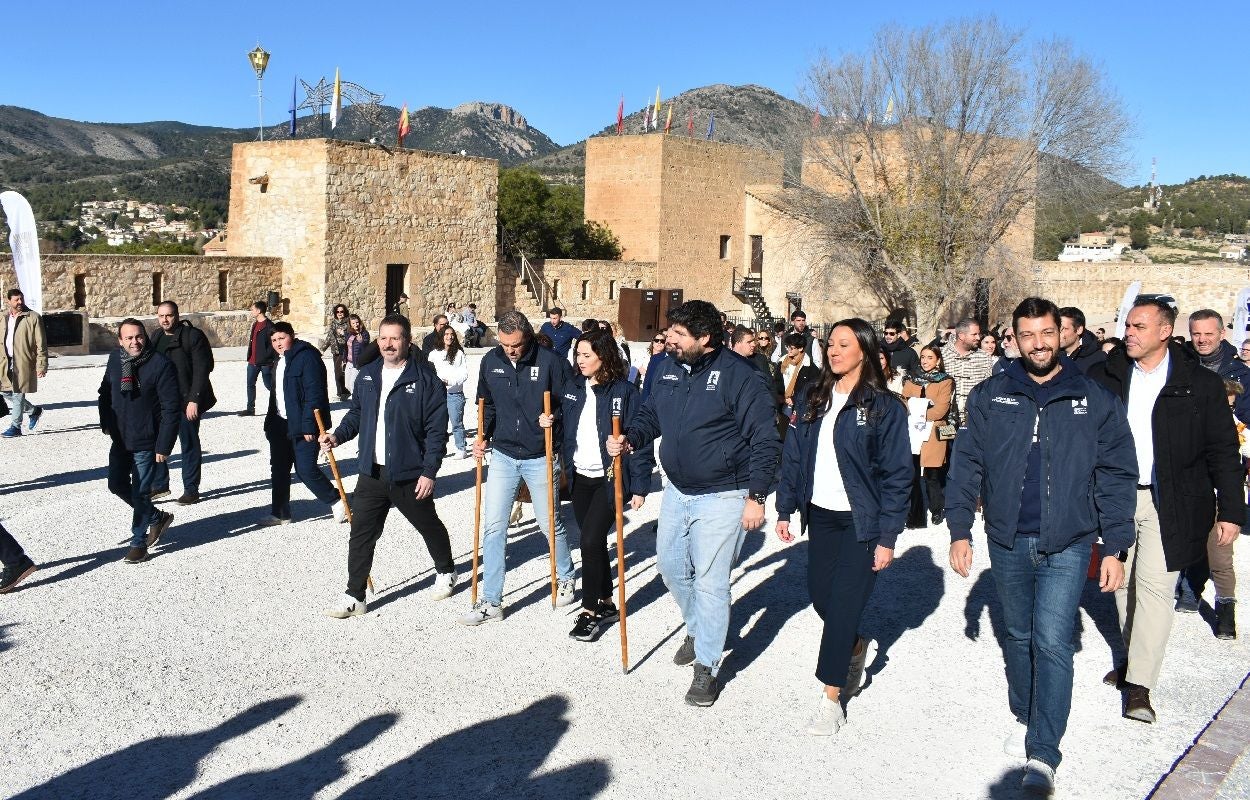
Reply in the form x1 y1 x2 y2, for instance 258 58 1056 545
947 297 1135 796
881 321 919 375
608 300 781 707
1091 298 1244 720
942 319 994 426
1059 306 1107 374
149 302 216 504
420 314 449 355
772 310 823 368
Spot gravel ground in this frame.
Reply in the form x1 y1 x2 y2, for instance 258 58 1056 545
1 354 1247 800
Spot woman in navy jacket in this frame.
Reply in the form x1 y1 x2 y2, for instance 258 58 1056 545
543 328 655 642
775 318 911 737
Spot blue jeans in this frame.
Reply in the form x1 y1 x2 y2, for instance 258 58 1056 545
107 442 161 547
656 484 747 673
2 390 35 428
245 363 274 413
447 392 467 452
151 414 202 495
480 449 572 605
987 535 1092 770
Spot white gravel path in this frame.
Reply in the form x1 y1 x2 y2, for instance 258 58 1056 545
1 354 1247 800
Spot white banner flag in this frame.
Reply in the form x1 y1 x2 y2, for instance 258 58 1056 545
1233 287 1250 351
1113 280 1141 340
0 191 42 313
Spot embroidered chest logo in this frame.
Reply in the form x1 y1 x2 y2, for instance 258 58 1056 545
564 393 578 402
706 371 721 391
491 368 506 375
612 397 622 414
529 367 540 382
1072 397 1088 415
661 374 679 382
405 385 415 394
991 396 1019 406
362 375 373 382
856 408 867 426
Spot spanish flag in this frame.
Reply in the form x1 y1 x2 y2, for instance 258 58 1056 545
398 103 410 146
330 68 342 130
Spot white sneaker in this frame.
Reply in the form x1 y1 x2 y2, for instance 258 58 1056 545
323 593 366 619
258 514 291 527
1004 721 1027 759
1022 759 1055 796
458 599 503 626
430 571 457 601
460 450 472 460
331 500 347 524
555 578 576 608
454 448 466 459
804 693 846 736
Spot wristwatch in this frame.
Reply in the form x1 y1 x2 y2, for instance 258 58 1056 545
748 491 769 505
1114 550 1129 562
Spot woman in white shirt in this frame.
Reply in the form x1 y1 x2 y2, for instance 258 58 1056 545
430 326 469 458
774 318 912 737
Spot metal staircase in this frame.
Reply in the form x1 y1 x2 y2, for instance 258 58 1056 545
732 273 779 331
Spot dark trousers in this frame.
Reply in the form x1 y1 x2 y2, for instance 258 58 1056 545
245 363 274 412
907 455 926 528
267 430 339 518
571 474 616 609
807 505 878 687
0 521 29 568
151 414 202 495
924 464 947 516
347 468 455 601
332 353 348 397
106 441 161 547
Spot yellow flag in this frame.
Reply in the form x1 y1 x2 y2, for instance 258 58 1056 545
331 68 342 130
654 87 661 123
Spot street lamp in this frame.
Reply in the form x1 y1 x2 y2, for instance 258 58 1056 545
248 44 271 141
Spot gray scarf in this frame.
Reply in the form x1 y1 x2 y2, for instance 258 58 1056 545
119 347 155 394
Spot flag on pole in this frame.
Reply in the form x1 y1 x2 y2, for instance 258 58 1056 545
330 68 342 130
616 95 624 135
644 104 653 132
664 103 672 134
706 112 715 140
0 192 43 313
289 76 298 136
884 94 895 124
687 109 694 136
653 87 661 129
398 103 410 147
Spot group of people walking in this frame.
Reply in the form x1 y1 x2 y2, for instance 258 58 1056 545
1 288 1244 800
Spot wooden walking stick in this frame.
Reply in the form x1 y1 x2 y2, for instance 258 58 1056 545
543 391 558 607
611 413 630 674
472 398 485 604
315 408 372 593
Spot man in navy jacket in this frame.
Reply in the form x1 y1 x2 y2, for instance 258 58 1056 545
608 300 782 707
459 311 576 626
320 315 457 618
261 322 343 525
946 298 1135 796
98 319 181 563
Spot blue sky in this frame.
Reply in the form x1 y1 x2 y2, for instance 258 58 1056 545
6 0 1246 185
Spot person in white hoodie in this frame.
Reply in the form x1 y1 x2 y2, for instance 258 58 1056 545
431 326 470 458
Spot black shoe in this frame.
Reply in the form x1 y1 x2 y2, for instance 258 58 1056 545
685 663 722 707
931 510 945 525
145 511 173 548
1216 599 1237 640
673 635 696 666
1103 663 1127 688
596 601 620 625
0 557 37 593
149 489 171 502
569 611 602 642
1175 589 1200 613
338 394 351 402
1123 684 1156 723
123 546 148 564
176 494 200 505
237 409 255 417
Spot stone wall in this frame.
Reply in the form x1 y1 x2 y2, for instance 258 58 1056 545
585 136 664 264
90 311 255 351
0 254 282 320
1031 260 1250 329
539 259 657 321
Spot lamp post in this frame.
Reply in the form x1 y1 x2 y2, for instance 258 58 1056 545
248 44 270 141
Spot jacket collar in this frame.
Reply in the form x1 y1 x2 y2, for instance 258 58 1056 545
683 344 723 376
1001 353 1087 401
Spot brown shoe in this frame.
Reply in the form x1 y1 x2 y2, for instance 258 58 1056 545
123 546 148 564
1103 664 1126 688
145 511 173 548
1123 684 1156 724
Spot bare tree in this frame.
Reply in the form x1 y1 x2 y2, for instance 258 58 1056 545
793 16 1132 336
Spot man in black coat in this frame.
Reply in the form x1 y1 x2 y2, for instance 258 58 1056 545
1058 306 1107 374
1090 298 1245 723
150 301 216 504
881 321 919 374
239 301 276 416
98 319 181 563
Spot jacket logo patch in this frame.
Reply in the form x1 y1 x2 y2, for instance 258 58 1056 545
529 367 540 382
564 393 578 401
706 371 721 390
612 397 622 414
857 408 867 426
491 368 506 374
1072 397 1088 415
991 396 1019 406
405 385 415 394
661 374 679 382
362 375 373 381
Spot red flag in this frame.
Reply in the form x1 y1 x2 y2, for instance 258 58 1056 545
616 95 624 135
398 103 410 147
687 110 694 137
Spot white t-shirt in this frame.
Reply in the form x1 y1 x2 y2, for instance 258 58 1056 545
810 389 852 512
374 364 405 466
5 313 16 359
274 354 287 419
1127 351 1170 484
573 388 604 477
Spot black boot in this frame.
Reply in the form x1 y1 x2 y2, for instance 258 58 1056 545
1216 599 1237 640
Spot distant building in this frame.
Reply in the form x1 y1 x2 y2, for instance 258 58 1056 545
1058 236 1127 262
1219 243 1247 260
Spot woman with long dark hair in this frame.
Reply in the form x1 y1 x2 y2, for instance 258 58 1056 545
901 345 955 526
322 304 351 400
541 328 654 642
432 325 469 458
342 314 370 396
775 318 911 736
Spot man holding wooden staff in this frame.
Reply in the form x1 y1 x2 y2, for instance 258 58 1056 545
459 311 576 626
607 300 781 706
319 315 457 618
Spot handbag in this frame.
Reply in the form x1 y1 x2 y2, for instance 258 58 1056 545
936 385 959 440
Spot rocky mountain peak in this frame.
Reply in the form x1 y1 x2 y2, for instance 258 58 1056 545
451 102 529 131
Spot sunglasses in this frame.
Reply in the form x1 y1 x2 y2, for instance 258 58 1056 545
883 331 898 336
1004 335 1015 341
653 338 665 343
